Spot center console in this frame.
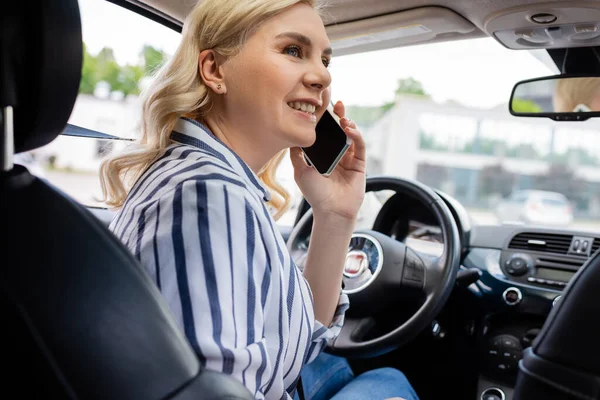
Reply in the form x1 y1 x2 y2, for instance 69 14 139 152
464 230 598 400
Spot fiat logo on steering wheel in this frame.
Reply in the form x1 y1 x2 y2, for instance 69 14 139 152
344 250 369 278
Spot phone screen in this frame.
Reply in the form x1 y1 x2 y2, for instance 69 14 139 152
301 109 349 175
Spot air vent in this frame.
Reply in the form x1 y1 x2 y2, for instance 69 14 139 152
537 257 585 271
508 232 572 254
592 239 600 255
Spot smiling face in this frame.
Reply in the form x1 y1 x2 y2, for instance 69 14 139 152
218 3 332 151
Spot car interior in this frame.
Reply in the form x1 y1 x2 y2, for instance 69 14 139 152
2 0 600 399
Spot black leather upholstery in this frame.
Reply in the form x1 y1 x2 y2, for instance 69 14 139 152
0 0 253 398
514 250 600 400
3 1 82 153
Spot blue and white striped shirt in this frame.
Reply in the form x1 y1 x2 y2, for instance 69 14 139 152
109 118 349 400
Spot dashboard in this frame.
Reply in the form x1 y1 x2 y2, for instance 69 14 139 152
289 188 598 400
406 192 597 399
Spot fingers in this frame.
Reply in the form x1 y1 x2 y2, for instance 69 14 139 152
289 147 311 173
340 116 356 130
332 99 366 163
333 100 345 119
342 121 365 163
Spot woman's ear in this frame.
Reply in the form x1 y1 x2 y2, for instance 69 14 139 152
199 49 226 94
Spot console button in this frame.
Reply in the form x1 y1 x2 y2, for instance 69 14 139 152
507 257 529 276
502 287 522 305
501 335 521 351
481 387 506 400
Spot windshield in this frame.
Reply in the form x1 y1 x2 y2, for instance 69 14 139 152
30 0 600 234
278 39 600 233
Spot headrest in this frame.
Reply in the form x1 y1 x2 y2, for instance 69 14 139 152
2 0 82 154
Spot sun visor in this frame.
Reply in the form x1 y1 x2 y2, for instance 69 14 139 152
484 1 600 50
326 7 478 56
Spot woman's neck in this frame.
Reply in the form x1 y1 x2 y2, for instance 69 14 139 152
202 115 278 173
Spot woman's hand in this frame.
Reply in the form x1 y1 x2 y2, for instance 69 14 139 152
290 100 366 222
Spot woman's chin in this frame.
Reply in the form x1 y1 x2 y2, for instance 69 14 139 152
291 131 316 149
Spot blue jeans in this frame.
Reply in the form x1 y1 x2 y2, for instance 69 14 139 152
295 352 420 400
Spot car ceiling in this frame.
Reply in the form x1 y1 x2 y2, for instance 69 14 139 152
131 0 600 63
135 0 598 32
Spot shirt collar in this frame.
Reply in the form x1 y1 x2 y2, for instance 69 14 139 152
171 117 271 202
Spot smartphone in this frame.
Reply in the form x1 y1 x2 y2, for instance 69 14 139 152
301 104 352 176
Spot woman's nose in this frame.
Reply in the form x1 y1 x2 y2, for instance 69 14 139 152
304 62 331 91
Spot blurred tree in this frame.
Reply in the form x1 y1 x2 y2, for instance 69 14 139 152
380 101 395 113
98 59 122 92
117 65 145 96
512 98 543 113
142 45 166 74
345 105 386 128
553 148 600 166
96 47 116 65
395 77 429 97
478 164 515 197
378 77 430 114
79 42 98 94
419 131 449 151
79 43 166 97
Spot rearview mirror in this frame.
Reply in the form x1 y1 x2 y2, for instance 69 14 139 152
509 75 600 121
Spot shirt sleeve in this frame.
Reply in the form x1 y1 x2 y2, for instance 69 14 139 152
145 179 282 399
304 292 350 364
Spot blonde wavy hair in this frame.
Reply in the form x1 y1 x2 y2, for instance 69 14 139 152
553 77 600 112
100 0 323 219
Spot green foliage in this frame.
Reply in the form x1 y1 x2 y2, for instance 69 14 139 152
419 132 449 151
79 43 98 94
142 45 166 75
375 78 430 114
395 77 429 97
380 102 395 113
345 105 386 128
553 148 600 166
79 42 167 98
512 98 542 113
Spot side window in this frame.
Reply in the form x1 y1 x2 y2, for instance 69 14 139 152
29 0 180 207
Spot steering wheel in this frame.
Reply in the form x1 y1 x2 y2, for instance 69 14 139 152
287 176 461 358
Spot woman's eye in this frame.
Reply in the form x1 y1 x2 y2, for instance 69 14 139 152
284 45 302 58
322 58 331 68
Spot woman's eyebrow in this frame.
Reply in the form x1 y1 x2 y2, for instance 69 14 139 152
275 31 333 55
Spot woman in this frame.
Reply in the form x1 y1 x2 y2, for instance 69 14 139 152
553 77 600 112
100 0 419 399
